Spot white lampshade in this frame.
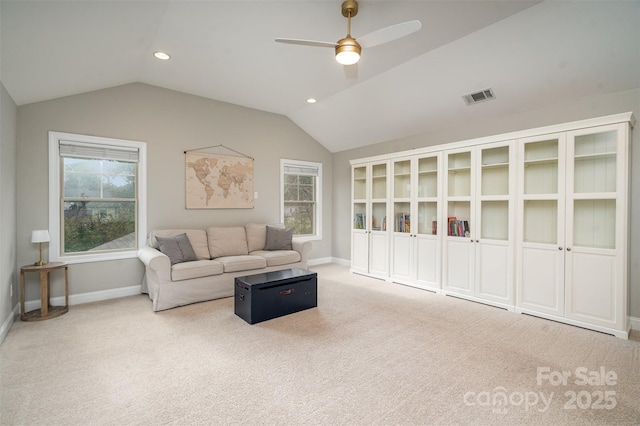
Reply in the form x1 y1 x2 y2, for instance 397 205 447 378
31 229 50 243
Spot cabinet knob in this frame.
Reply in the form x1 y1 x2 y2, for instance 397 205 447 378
558 247 563 250
566 247 571 252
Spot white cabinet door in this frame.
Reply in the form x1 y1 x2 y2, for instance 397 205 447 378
564 123 628 331
414 155 441 290
390 157 414 284
351 230 370 274
566 252 617 325
351 162 390 278
519 244 565 315
391 233 413 281
474 142 514 306
443 142 514 305
444 238 474 295
368 232 389 278
391 154 441 289
442 148 475 295
516 133 566 317
416 235 439 288
476 240 511 303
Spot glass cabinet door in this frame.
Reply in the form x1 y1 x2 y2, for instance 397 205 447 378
393 159 411 233
352 165 367 230
446 151 471 238
351 161 390 278
522 138 561 245
371 163 387 231
564 123 627 330
516 134 566 317
479 145 510 241
417 156 438 236
570 129 617 250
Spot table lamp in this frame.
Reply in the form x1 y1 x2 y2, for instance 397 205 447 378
31 230 50 266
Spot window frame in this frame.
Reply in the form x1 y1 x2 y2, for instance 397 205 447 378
280 158 322 242
48 131 147 264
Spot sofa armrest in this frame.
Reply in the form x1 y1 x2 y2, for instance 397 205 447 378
292 240 312 264
138 246 172 282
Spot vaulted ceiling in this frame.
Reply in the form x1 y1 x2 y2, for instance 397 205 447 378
2 1 639 152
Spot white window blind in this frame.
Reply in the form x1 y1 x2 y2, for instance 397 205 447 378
283 164 318 176
59 140 139 163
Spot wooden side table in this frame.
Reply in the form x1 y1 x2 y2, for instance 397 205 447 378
20 262 69 321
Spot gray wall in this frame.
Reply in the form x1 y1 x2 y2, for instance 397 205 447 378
1 82 18 333
16 83 332 301
332 88 640 318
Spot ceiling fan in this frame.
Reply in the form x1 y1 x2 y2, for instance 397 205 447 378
275 0 422 66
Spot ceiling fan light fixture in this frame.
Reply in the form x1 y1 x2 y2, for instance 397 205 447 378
153 51 171 60
335 37 361 65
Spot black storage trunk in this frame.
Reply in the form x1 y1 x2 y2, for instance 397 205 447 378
234 268 317 324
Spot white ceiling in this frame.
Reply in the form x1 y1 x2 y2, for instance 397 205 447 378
2 1 639 153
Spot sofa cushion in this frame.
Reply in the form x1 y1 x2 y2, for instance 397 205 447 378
251 250 301 267
171 260 224 281
245 223 267 252
215 255 266 273
156 233 198 265
246 223 286 252
150 229 210 260
265 226 293 250
207 226 249 258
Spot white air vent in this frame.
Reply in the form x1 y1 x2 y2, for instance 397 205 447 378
463 88 496 106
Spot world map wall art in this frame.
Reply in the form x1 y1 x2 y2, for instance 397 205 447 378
185 151 254 209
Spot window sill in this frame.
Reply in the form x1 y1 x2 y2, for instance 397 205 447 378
293 235 322 243
51 249 139 264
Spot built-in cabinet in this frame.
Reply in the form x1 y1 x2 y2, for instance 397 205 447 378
390 154 441 290
351 161 390 279
442 141 515 308
350 112 633 339
516 123 630 336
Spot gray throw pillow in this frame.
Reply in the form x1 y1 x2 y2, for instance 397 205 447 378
264 226 294 251
156 233 198 265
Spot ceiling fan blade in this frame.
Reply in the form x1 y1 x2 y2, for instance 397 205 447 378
357 20 422 49
343 63 358 80
275 38 337 48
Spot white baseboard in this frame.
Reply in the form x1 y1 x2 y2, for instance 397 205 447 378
0 304 19 346
308 257 350 267
23 285 142 312
308 257 333 266
331 257 350 266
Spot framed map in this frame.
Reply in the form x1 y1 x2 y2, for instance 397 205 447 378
185 151 254 209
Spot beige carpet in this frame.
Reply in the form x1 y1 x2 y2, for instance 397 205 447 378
1 263 639 425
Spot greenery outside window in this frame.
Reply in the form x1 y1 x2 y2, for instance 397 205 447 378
49 132 147 263
280 159 322 239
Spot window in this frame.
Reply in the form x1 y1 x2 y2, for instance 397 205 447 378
48 132 147 263
280 159 322 240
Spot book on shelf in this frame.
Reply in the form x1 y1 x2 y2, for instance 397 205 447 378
354 213 366 230
431 220 437 235
447 217 470 237
372 216 381 231
396 212 410 233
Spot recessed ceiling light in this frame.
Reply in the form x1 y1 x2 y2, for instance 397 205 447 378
153 51 171 60
306 98 317 104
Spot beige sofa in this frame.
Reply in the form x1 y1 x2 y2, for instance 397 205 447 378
138 224 312 311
